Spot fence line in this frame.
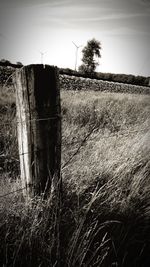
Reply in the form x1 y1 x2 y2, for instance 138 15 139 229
0 117 149 132
1 116 147 198
0 187 26 198
0 123 149 159
62 127 148 147
16 116 61 124
62 125 99 169
1 122 146 170
1 124 149 198
1 68 149 199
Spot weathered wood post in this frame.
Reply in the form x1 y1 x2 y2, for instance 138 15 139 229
14 64 61 199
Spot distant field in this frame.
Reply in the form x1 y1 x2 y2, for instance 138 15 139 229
0 85 150 266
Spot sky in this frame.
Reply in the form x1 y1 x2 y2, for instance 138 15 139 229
0 0 150 76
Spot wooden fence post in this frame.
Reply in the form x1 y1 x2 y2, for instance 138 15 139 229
14 64 61 199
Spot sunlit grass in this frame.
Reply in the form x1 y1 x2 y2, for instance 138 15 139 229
0 88 150 266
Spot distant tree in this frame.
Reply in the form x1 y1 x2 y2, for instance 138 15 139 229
79 38 101 75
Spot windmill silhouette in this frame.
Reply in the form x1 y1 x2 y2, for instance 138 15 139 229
72 41 82 71
39 51 47 65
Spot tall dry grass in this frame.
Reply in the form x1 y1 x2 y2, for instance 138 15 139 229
0 88 150 266
61 90 150 266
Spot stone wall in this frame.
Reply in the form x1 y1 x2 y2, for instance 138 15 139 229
59 74 150 95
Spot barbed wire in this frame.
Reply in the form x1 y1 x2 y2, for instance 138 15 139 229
0 125 149 158
0 124 148 201
0 118 148 198
0 117 61 125
0 187 26 198
61 127 149 170
0 134 149 198
62 127 149 147
62 125 99 169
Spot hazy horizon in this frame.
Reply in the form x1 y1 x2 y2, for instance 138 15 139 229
0 0 150 76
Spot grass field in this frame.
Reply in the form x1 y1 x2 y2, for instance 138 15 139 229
0 85 150 266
